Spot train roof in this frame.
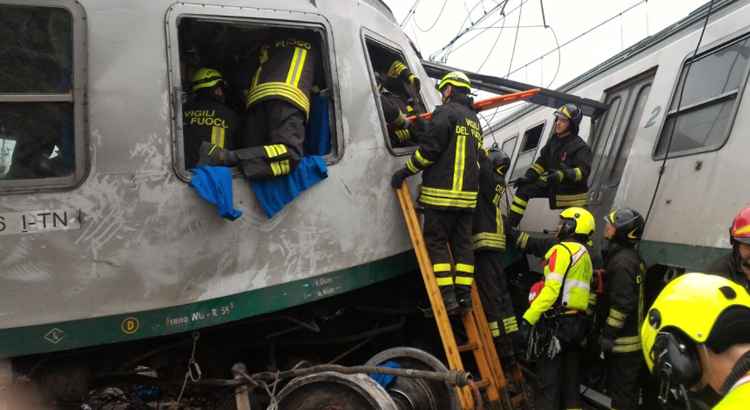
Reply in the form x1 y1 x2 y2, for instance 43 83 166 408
488 0 739 132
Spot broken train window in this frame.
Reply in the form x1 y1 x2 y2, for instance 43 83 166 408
173 16 336 177
363 34 427 153
0 1 86 192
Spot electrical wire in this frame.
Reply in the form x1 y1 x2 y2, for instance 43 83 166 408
476 22 505 72
443 0 527 60
506 0 647 77
413 0 448 32
643 0 715 230
399 0 421 27
546 25 561 88
506 0 524 76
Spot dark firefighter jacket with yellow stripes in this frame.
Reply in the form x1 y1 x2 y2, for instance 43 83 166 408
381 88 415 146
528 133 592 207
473 151 507 251
405 94 481 211
602 243 645 353
246 33 317 117
183 98 239 169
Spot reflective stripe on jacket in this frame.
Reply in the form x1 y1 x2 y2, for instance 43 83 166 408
405 95 480 210
472 150 506 251
246 35 316 116
522 241 593 325
604 243 646 353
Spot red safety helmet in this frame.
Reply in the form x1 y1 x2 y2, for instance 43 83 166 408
730 206 750 246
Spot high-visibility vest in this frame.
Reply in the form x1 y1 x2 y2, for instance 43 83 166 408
522 241 593 325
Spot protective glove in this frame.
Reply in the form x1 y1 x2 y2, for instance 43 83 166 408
599 335 615 353
198 141 238 166
516 319 533 346
548 169 565 184
391 168 413 189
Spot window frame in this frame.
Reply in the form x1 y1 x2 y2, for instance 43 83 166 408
509 120 546 179
0 0 88 194
501 134 518 157
652 30 750 160
360 28 431 157
165 4 344 182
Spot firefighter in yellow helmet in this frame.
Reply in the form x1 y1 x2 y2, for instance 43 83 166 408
508 104 592 229
510 207 595 410
641 273 750 409
201 30 318 180
183 68 239 169
391 71 481 314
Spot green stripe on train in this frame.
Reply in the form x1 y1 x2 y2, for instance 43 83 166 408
0 252 417 359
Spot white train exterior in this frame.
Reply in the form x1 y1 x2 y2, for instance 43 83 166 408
0 0 441 358
490 0 750 275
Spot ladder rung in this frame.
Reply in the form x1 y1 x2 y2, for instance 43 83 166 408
458 342 479 352
473 379 490 389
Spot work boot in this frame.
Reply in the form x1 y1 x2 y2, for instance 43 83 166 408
440 286 460 316
198 141 239 166
455 285 472 313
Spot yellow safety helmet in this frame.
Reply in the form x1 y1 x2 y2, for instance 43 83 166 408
191 68 224 92
559 207 595 237
641 273 750 387
436 71 472 91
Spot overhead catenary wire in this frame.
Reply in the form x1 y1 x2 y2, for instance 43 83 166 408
506 0 647 77
399 0 421 27
506 0 524 76
414 0 449 32
643 0 715 230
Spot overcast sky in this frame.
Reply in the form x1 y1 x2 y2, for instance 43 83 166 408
385 0 708 123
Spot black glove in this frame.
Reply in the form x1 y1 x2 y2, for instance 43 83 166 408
547 169 565 184
516 319 533 345
391 168 412 188
599 335 615 353
408 74 421 92
198 142 238 166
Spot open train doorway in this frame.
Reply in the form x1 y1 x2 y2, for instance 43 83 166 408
587 69 656 249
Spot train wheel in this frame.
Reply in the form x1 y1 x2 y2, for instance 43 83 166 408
365 347 460 410
276 371 397 410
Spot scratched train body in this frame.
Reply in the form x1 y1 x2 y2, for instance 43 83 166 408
489 0 750 278
0 0 446 358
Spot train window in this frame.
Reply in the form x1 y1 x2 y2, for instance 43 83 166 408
171 16 338 177
0 1 86 192
501 135 518 157
362 34 427 155
655 35 750 158
510 122 545 180
589 96 623 185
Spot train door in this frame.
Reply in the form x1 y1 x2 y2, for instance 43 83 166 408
588 69 655 246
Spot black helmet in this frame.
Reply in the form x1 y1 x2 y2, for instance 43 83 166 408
554 103 583 134
487 146 510 175
604 208 645 244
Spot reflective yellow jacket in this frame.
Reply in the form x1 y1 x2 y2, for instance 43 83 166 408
715 374 750 410
522 241 593 325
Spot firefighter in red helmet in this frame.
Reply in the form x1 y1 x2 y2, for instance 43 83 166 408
706 206 750 291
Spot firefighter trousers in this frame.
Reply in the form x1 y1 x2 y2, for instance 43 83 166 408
238 99 305 180
607 351 642 410
537 341 583 410
509 180 588 227
475 251 518 358
423 209 475 302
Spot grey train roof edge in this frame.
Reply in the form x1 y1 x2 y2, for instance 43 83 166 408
488 0 740 132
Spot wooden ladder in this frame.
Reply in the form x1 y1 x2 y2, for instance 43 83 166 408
396 184 523 409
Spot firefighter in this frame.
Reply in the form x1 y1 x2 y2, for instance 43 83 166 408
706 206 750 291
183 68 239 169
509 104 592 228
200 31 317 179
599 208 646 410
473 146 519 367
391 71 481 313
376 72 418 147
511 207 595 410
641 273 750 409
385 59 424 114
